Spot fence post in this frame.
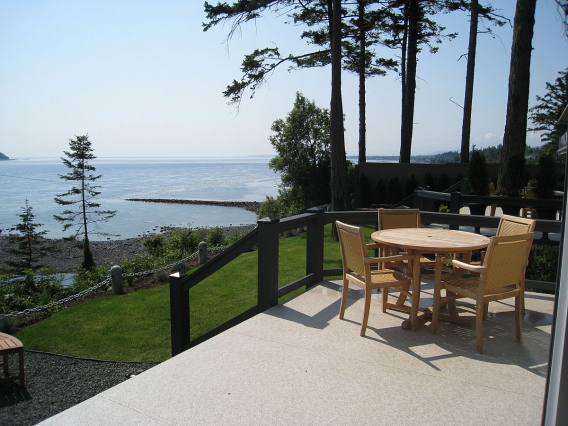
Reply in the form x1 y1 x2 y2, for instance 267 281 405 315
170 272 189 356
306 207 325 286
110 265 124 294
257 217 280 311
450 192 461 230
198 241 208 264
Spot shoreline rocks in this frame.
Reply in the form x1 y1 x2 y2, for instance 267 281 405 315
125 198 261 213
0 224 257 273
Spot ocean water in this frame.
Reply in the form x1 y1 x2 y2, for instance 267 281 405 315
0 157 280 240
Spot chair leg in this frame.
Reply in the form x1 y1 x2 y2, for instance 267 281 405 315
361 289 372 337
515 294 523 343
476 300 484 353
382 286 388 313
483 302 489 321
339 278 349 319
520 277 526 315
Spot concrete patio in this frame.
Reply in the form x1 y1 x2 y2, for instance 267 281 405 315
40 280 554 425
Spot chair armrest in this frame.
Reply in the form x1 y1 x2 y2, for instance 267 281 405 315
452 259 486 273
366 243 381 250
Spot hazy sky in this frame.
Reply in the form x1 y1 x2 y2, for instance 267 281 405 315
0 0 566 159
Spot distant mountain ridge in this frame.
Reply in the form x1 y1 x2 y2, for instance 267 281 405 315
0 152 9 160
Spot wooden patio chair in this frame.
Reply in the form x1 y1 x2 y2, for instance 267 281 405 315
336 221 420 334
431 233 534 353
374 208 437 274
479 215 535 315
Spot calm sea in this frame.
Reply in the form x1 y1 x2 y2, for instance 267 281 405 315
0 157 280 240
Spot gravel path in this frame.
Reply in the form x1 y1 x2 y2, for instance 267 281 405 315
0 351 158 425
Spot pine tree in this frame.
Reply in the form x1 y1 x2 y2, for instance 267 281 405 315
5 200 50 273
54 135 116 270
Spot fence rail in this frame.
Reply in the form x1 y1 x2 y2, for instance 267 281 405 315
169 207 562 356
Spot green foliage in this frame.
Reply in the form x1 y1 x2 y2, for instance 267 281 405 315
374 179 387 204
165 228 201 260
207 227 226 247
143 234 166 257
498 154 528 197
438 174 450 191
527 245 558 284
72 266 109 292
529 68 568 150
5 200 50 274
404 174 419 197
54 135 116 270
467 148 490 196
0 316 17 334
122 254 158 275
535 153 557 199
429 151 460 163
438 204 450 213
225 231 245 246
0 270 65 314
257 196 285 220
386 177 401 204
423 172 435 190
268 93 331 215
356 173 372 208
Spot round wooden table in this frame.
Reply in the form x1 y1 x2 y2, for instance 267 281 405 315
371 228 490 254
371 228 490 330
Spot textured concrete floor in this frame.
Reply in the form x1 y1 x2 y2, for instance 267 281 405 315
40 280 553 425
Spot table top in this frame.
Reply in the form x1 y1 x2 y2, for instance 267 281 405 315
371 228 490 252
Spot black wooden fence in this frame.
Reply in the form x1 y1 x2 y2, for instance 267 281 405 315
169 207 561 356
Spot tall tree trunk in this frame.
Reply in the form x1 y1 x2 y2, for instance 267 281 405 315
399 0 408 162
358 0 367 164
330 0 350 212
460 0 478 163
496 0 537 194
400 0 419 164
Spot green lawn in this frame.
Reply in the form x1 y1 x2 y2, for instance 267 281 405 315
15 223 375 362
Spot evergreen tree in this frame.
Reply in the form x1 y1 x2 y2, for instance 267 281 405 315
528 68 568 153
54 135 116 270
5 200 50 273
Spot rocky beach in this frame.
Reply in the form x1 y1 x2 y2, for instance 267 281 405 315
0 199 261 273
0 224 257 273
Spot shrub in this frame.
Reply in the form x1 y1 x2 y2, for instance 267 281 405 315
386 177 401 204
0 316 17 334
423 172 435 191
207 227 226 247
374 179 387 204
535 153 557 199
164 228 200 260
143 234 165 257
527 245 558 284
438 174 450 192
467 148 490 196
404 174 419 197
72 266 109 292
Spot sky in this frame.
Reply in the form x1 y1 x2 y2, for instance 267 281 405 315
0 0 566 159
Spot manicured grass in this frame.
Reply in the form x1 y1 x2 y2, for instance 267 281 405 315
15 223 375 362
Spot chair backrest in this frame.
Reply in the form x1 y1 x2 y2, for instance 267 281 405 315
482 233 534 292
336 221 366 276
496 215 536 237
378 208 421 231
